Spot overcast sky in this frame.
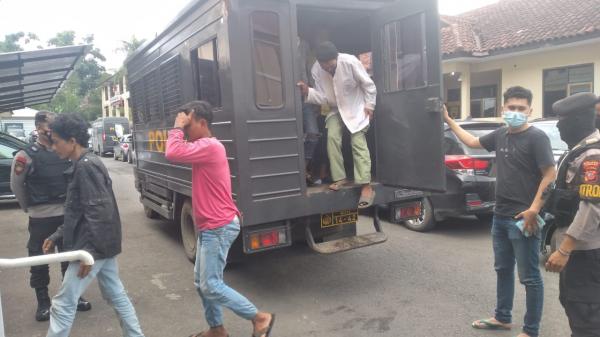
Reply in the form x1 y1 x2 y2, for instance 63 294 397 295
0 0 498 71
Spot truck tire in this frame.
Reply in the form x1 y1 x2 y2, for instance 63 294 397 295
143 205 159 219
403 197 435 232
180 199 197 262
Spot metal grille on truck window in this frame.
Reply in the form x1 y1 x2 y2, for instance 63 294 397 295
160 56 182 124
143 69 161 123
251 11 284 109
382 12 427 92
129 80 145 125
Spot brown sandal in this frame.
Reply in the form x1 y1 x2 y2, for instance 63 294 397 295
329 179 348 191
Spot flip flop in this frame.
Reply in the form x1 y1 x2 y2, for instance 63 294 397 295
358 190 376 209
252 313 276 337
329 180 347 191
471 318 511 330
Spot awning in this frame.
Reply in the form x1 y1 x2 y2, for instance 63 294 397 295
0 45 91 112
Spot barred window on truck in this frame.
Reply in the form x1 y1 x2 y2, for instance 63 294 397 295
251 11 284 109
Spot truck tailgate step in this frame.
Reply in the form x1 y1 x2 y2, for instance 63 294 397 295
307 231 387 254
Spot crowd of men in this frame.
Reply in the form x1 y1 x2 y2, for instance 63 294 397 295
7 41 600 337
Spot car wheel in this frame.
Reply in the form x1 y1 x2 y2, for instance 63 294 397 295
180 199 197 262
143 205 159 219
403 197 435 232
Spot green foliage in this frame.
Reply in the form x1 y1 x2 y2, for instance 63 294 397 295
0 32 40 52
35 31 110 121
117 36 146 57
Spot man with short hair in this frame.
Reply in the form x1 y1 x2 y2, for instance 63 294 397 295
43 113 145 337
165 101 275 337
546 92 600 337
10 111 91 322
297 41 377 208
444 86 556 337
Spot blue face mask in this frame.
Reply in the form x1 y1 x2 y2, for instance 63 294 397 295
503 110 528 128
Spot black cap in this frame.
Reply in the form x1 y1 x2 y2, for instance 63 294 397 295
315 41 339 62
553 92 598 117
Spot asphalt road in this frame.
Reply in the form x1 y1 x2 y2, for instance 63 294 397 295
0 158 571 337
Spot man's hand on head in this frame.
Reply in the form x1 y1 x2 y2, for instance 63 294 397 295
174 112 191 129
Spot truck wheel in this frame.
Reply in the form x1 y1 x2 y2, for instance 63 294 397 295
143 205 159 219
180 199 197 262
403 197 435 232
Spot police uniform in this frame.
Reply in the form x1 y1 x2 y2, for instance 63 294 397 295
10 143 90 321
550 93 600 337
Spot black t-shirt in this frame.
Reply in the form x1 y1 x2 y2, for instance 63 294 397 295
480 126 555 217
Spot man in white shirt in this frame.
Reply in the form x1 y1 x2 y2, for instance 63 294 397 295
297 41 377 208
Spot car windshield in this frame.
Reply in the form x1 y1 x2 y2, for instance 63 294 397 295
532 121 568 151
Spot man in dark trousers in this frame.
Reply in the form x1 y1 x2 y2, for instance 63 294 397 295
546 92 600 337
10 111 91 321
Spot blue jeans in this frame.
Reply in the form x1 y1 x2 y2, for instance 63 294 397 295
492 215 544 337
47 258 144 337
195 217 258 327
303 103 320 161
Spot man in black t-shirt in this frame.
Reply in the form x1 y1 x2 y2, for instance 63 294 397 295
444 86 556 337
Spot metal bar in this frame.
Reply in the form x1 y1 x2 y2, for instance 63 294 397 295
0 93 52 104
0 251 94 269
0 251 94 337
0 67 73 82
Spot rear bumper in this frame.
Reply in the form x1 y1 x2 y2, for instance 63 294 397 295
430 174 495 219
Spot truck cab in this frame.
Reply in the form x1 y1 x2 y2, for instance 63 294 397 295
126 0 445 260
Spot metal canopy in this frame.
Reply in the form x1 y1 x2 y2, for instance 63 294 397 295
0 45 91 112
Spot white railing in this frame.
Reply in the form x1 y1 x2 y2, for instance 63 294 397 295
0 251 94 337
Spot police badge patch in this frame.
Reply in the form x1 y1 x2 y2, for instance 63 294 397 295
14 156 26 175
583 160 600 183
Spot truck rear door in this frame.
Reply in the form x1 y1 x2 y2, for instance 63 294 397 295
371 0 445 192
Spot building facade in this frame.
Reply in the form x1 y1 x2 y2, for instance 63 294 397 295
101 74 131 120
441 0 600 119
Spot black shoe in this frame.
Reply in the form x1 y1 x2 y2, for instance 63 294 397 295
77 297 92 312
34 287 51 322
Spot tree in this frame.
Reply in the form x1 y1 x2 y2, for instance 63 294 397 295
47 31 75 47
0 32 40 52
37 31 110 121
116 36 146 58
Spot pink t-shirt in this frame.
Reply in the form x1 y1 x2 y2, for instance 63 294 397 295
165 129 239 231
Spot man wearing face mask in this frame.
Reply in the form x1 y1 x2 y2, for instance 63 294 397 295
10 111 92 322
545 92 600 337
444 86 556 337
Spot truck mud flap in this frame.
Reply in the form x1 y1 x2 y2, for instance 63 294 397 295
305 206 387 254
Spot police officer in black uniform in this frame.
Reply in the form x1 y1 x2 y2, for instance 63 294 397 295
545 93 600 337
10 111 91 321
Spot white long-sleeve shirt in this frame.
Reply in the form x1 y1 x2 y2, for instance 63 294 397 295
306 53 377 134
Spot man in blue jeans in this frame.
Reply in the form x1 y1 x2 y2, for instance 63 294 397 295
42 113 145 337
444 86 556 337
166 101 275 337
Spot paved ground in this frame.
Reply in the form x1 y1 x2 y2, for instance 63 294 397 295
0 158 571 337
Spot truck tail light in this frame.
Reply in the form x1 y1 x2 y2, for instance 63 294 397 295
245 226 290 253
445 155 489 176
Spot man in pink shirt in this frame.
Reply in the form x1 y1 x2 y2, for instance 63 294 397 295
165 101 275 337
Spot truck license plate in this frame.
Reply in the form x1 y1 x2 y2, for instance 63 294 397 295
321 210 358 228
